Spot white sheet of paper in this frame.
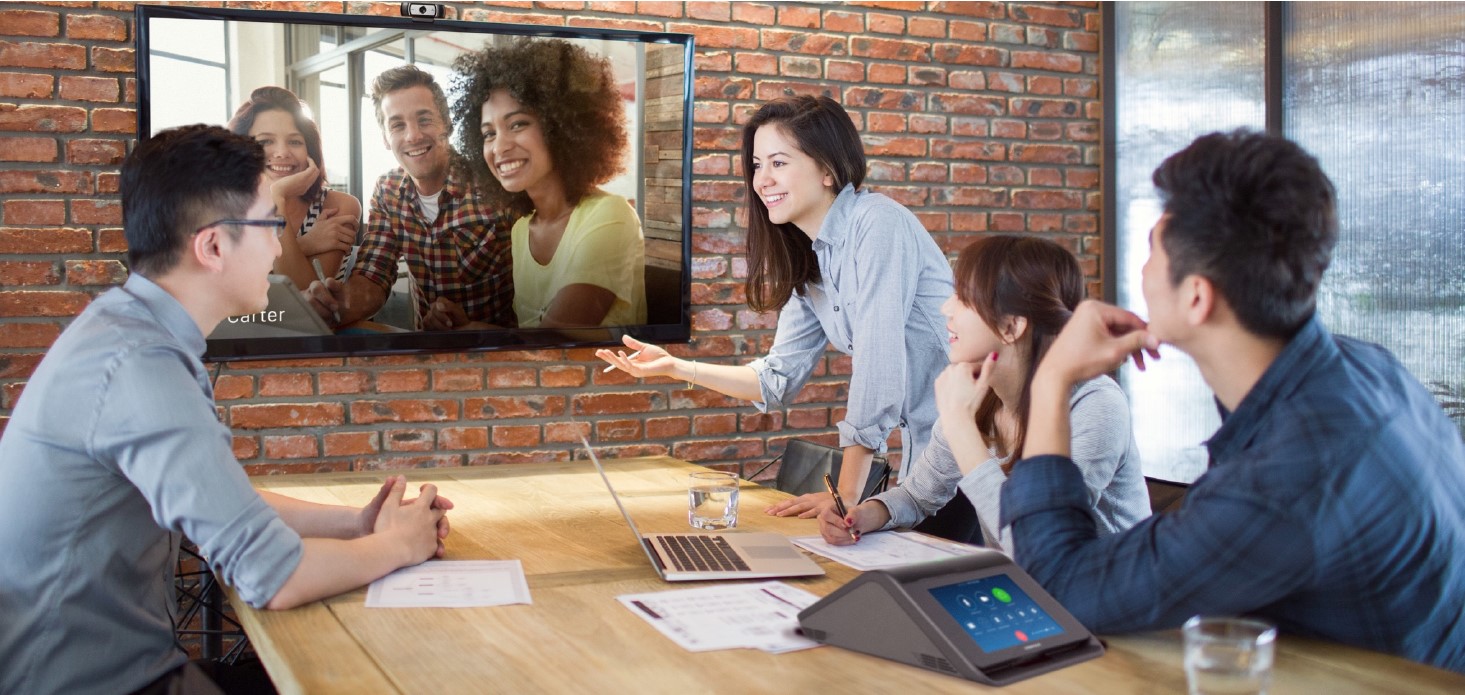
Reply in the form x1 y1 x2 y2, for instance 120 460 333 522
791 531 984 571
365 560 532 608
617 581 822 654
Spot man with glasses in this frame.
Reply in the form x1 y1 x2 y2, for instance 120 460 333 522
307 64 515 330
0 125 455 695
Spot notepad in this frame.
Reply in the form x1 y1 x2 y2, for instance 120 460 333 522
365 560 531 608
791 531 984 571
617 581 822 654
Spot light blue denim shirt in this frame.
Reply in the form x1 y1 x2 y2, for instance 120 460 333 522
749 184 952 476
0 274 303 695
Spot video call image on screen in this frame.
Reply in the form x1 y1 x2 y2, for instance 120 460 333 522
928 575 1066 654
139 6 691 360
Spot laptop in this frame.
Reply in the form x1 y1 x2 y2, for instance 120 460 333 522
581 436 824 582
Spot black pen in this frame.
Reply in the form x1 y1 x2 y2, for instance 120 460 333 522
823 473 859 541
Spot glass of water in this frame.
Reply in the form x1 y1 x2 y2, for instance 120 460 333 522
1183 615 1277 695
688 471 739 530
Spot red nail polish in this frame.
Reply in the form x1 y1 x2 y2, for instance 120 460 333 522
990 351 999 362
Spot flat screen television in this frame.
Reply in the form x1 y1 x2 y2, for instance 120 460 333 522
135 4 693 361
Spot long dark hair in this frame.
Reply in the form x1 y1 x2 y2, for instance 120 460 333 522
227 86 326 203
742 95 866 312
955 235 1085 472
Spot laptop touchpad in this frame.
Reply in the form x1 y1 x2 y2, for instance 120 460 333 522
742 544 801 559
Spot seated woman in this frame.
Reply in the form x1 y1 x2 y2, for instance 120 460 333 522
227 86 361 289
447 38 644 329
819 235 1151 552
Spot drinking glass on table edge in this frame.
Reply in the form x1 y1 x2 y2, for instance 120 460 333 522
688 471 739 530
1183 615 1277 695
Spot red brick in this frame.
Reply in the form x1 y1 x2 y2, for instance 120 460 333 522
0 353 42 378
933 43 1005 67
686 2 728 21
0 290 87 317
695 75 753 100
324 431 378 456
1030 121 1063 141
1010 4 1081 28
1028 75 1063 95
850 36 928 62
485 366 535 388
909 65 945 86
952 162 989 184
539 365 586 388
264 435 318 460
931 1 1005 19
59 76 118 103
780 55 821 79
868 12 904 34
437 426 487 450
778 5 820 28
432 367 483 391
1013 189 1083 210
694 101 729 124
1011 50 1084 73
667 23 759 50
232 436 259 461
0 106 86 134
318 370 367 395
0 10 60 37
213 374 254 400
567 16 663 32
863 136 926 158
97 227 125 252
1012 143 1081 164
544 421 591 443
646 416 691 439
950 20 989 42
867 63 906 85
66 139 125 165
350 399 459 424
595 418 643 441
258 373 312 397
692 413 737 436
1030 213 1064 232
459 9 564 26
731 3 774 24
464 395 565 419
786 407 829 429
695 50 731 72
231 403 344 429
740 412 783 432
0 260 59 285
672 438 765 462
930 92 1004 116
907 16 946 38
0 41 84 69
991 212 1025 231
1027 26 1060 48
90 46 133 73
826 59 864 82
635 1 681 17
91 108 135 134
63 259 125 285
491 424 540 448
1065 31 1100 53
823 10 862 33
375 368 428 393
2 199 62 226
735 52 776 75
1065 77 1098 98
573 391 663 415
911 162 947 183
993 119 1026 139
66 14 127 41
0 72 52 98
1067 168 1100 189
990 164 1024 184
70 199 120 225
384 428 434 452
358 454 464 470
97 174 119 195
761 30 846 57
934 186 1009 207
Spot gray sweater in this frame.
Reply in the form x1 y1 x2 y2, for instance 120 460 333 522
871 375 1150 554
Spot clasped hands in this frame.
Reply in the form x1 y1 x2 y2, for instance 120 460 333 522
359 475 453 561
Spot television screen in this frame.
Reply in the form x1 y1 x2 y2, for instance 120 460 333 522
136 5 692 361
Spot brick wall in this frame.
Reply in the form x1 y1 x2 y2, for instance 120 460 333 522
0 1 1102 480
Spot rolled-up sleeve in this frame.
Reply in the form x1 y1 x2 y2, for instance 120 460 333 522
873 420 962 528
95 345 303 608
748 292 827 412
839 204 922 452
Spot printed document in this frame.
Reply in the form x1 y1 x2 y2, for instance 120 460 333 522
791 531 983 571
366 560 532 608
617 581 821 654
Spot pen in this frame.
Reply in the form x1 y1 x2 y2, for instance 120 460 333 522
823 473 859 541
602 350 641 373
310 258 342 325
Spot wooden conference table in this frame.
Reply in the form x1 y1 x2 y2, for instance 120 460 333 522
233 457 1465 694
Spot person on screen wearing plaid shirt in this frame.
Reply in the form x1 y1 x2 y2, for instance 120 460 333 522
307 65 514 330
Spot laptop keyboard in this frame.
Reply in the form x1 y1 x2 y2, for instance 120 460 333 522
657 535 751 573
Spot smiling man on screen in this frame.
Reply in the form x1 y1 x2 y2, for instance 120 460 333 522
1003 129 1465 672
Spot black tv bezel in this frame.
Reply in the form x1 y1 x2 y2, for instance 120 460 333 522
134 4 695 362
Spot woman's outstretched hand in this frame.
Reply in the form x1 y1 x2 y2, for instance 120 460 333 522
595 335 677 378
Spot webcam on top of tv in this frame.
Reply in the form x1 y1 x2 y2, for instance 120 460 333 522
401 3 444 21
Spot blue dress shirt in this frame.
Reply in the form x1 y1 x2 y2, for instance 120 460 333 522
1001 316 1465 673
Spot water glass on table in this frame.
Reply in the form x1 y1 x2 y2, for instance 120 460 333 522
688 471 739 530
1183 615 1277 695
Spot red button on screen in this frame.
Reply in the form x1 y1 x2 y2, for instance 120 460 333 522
1014 630 1028 642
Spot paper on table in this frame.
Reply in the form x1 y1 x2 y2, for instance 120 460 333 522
365 560 532 608
791 531 983 571
617 581 822 654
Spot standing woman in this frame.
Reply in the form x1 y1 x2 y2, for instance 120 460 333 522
227 86 360 290
448 38 645 329
599 95 953 516
818 236 1151 551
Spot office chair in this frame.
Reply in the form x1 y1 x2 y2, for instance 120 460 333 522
745 439 890 501
1144 476 1190 515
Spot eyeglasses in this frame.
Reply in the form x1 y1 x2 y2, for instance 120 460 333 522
193 217 289 237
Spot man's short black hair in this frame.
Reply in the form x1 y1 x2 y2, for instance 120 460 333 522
1153 129 1338 338
122 125 265 277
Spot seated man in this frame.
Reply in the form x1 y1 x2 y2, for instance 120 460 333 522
309 65 514 330
0 125 453 695
1003 129 1465 672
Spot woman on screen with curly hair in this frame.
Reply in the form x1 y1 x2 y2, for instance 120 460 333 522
227 85 361 288
449 38 645 329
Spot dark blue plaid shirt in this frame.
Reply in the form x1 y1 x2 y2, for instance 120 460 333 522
1002 316 1465 673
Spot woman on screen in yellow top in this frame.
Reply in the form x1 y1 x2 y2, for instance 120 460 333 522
445 37 645 329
